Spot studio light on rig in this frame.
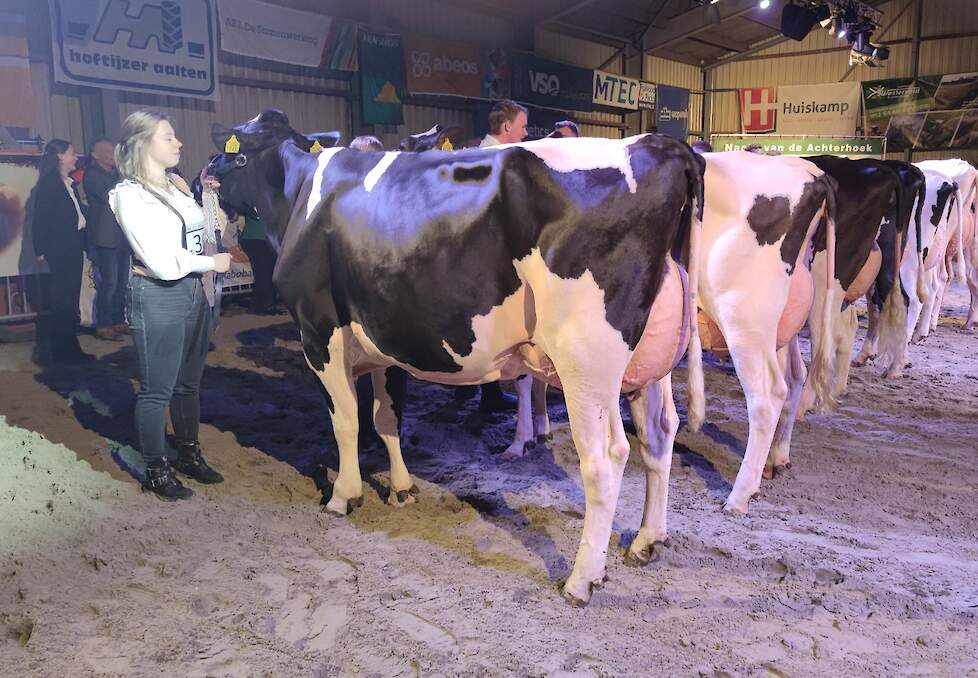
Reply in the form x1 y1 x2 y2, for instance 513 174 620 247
759 0 771 9
780 1 889 66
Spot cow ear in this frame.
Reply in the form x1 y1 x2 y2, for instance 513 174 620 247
212 123 237 152
436 126 463 151
307 132 341 151
397 136 416 152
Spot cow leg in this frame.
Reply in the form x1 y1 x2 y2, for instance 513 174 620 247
853 289 879 366
371 368 417 506
304 329 364 516
765 336 806 479
501 375 534 460
623 375 678 567
966 240 978 329
832 305 859 399
532 378 551 442
724 337 787 514
929 259 951 332
912 267 937 343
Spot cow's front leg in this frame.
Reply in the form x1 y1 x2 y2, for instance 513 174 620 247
853 289 879 366
531 378 551 442
371 368 417 506
624 375 678 567
304 328 364 516
765 335 806 479
501 375 534 460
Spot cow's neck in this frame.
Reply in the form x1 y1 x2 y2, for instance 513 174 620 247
253 142 312 252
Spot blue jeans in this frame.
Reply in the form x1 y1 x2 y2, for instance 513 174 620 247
95 245 131 326
128 275 212 464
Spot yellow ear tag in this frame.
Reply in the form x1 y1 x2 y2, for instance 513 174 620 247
224 134 240 154
439 138 454 151
310 140 324 154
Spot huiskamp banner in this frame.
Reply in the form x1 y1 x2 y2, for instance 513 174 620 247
775 82 861 135
217 0 335 68
49 0 219 100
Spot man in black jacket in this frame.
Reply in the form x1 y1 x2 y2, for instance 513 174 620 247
83 137 129 340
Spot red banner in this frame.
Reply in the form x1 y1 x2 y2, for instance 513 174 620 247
739 87 777 134
403 34 482 98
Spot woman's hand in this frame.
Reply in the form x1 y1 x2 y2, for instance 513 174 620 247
199 168 221 194
212 252 232 273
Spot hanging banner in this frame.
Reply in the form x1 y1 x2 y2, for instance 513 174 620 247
322 20 357 71
638 81 656 111
49 0 219 100
592 70 639 110
404 34 482 98
510 53 593 112
656 84 690 140
0 9 35 128
776 82 861 135
217 0 334 68
863 73 978 150
739 87 777 133
358 30 406 125
711 134 885 159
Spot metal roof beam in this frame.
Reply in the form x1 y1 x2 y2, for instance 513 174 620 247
643 0 760 52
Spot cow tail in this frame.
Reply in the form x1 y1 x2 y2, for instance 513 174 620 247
878 182 908 375
954 186 967 283
915 182 927 303
684 152 705 432
810 185 838 411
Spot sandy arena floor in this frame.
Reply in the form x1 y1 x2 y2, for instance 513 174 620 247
1 284 976 677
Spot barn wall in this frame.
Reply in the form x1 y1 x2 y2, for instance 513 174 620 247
708 0 978 163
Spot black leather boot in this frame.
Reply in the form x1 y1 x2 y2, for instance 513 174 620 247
173 443 224 484
142 458 193 501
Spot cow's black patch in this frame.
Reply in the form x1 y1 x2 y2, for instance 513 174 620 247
932 181 955 227
876 161 926 308
453 165 492 183
806 156 900 292
747 195 792 246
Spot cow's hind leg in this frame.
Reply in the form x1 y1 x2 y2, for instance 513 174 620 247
371 368 417 506
832 305 859 399
304 328 364 516
765 336 806 479
965 241 978 330
853 289 879 366
532 378 551 442
624 375 678 567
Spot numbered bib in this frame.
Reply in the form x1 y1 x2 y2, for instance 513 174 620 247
186 224 205 255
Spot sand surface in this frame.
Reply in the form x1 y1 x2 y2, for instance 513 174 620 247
1 284 976 677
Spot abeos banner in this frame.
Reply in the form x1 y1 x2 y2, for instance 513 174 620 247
776 82 860 135
50 0 218 99
510 53 593 112
404 34 481 98
656 84 690 140
592 70 638 110
217 0 333 67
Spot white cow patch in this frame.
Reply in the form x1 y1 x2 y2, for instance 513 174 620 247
363 152 399 193
306 147 345 220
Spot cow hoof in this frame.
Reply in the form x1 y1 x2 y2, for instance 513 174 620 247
623 538 669 567
562 588 589 608
325 493 362 516
536 433 553 443
500 441 531 461
764 463 791 480
723 492 757 515
388 485 419 507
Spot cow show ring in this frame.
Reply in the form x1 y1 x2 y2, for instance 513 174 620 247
4 1 978 675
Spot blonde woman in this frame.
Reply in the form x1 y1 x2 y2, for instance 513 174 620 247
110 111 232 500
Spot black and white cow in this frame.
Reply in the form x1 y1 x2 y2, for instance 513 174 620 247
853 161 926 377
798 156 901 413
207 110 705 605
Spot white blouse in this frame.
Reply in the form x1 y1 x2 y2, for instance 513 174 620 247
109 179 215 281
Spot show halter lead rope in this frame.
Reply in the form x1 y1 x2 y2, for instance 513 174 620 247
201 190 224 312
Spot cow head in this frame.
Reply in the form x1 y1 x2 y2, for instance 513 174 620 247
397 124 464 153
207 109 341 212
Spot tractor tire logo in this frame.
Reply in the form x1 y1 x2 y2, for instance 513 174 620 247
93 0 183 54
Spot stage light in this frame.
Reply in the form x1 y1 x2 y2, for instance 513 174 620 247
759 0 771 8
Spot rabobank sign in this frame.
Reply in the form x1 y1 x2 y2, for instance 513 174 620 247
50 0 218 99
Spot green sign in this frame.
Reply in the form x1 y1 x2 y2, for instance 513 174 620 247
710 135 885 158
358 30 406 125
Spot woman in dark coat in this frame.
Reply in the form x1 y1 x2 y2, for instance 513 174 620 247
32 139 91 365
